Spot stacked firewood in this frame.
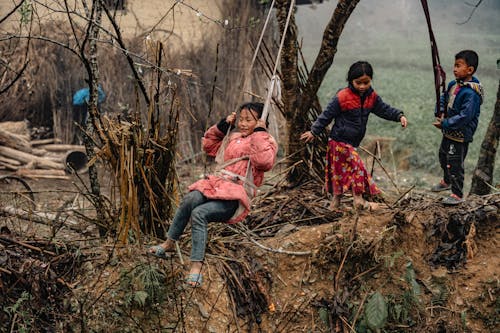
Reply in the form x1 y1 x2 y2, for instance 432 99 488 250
0 121 87 179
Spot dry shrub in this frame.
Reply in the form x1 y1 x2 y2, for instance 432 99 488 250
1 1 278 156
0 21 136 143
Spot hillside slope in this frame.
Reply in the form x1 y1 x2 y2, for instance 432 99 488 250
1 178 498 332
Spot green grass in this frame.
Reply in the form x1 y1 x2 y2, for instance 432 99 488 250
302 31 500 191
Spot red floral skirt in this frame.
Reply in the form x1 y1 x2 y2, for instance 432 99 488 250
325 140 381 196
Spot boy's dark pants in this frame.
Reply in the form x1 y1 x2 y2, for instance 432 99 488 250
438 137 469 198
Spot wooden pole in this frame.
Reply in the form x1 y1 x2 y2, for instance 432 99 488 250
0 146 65 170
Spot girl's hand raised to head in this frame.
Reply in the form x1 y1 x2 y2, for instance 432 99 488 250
300 131 315 143
400 116 408 128
226 112 237 125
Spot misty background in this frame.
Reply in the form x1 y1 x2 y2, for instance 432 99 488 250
295 0 500 189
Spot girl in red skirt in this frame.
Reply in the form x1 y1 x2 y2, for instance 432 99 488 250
301 61 408 211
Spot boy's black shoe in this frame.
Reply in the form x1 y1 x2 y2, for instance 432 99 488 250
431 180 451 192
442 194 463 205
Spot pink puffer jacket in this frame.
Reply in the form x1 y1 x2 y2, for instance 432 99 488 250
188 124 278 223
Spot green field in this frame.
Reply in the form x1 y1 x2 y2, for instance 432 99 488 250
298 2 500 191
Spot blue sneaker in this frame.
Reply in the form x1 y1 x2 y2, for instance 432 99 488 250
442 194 463 205
431 180 450 192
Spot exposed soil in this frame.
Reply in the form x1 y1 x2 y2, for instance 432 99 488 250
0 169 498 332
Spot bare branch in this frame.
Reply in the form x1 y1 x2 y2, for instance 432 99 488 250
457 0 484 25
0 1 25 25
0 60 29 95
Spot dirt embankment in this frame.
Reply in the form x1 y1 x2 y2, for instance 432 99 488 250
1 175 498 332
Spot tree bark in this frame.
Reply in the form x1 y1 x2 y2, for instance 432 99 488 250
277 0 360 183
82 0 108 236
470 79 500 194
299 0 360 113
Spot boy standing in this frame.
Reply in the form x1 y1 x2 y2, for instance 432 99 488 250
431 50 484 205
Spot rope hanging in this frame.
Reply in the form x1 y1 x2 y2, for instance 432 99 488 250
245 0 294 121
214 0 293 166
420 0 447 116
261 0 294 121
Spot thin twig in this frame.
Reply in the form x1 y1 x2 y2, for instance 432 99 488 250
0 266 12 274
175 241 184 265
457 0 484 24
334 243 354 291
358 145 400 193
392 184 416 206
227 225 311 256
0 236 56 256
350 291 369 331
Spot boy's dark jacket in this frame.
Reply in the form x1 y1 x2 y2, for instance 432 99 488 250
311 85 404 147
436 76 484 143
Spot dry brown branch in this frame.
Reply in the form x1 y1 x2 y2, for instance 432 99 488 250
0 235 56 256
359 145 401 193
0 121 29 136
0 266 11 274
0 205 92 234
228 225 312 256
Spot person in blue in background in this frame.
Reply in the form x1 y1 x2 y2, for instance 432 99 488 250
72 84 106 143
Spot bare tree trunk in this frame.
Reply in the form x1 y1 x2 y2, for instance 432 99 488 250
276 0 299 180
277 0 360 183
83 0 108 236
470 79 500 194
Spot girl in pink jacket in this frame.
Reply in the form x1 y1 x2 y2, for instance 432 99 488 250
149 102 278 287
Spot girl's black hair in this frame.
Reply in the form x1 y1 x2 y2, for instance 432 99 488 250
239 102 269 126
239 102 264 116
346 61 374 83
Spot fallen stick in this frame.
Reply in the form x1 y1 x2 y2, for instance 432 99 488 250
359 145 401 193
37 144 86 152
0 146 64 170
15 168 70 180
0 235 56 256
0 266 12 274
0 205 92 234
0 127 32 153
0 155 22 166
0 161 19 171
227 225 311 256
31 138 62 146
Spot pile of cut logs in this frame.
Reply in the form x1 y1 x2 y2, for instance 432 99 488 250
0 121 87 179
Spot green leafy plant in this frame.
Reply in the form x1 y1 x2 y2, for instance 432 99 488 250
405 261 421 298
136 263 166 305
119 263 167 308
460 310 468 329
18 1 33 25
4 291 33 332
364 291 388 332
382 250 404 269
